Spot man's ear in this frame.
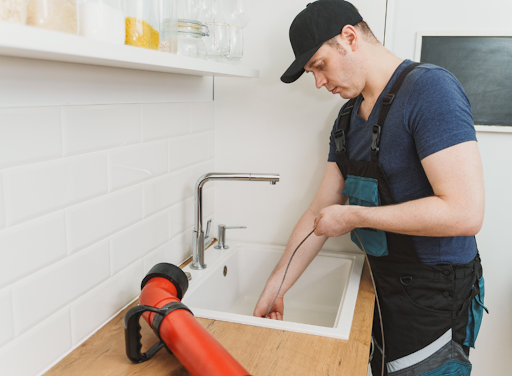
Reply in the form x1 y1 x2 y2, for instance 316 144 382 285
341 25 358 51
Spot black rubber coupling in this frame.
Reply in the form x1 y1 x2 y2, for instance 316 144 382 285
141 263 189 300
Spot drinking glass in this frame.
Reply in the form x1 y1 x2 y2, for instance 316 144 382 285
204 22 230 61
227 25 243 64
177 0 202 21
221 0 249 28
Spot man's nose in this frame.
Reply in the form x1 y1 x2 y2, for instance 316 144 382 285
315 74 327 89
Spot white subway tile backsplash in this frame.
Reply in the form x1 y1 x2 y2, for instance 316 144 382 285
169 197 193 238
70 261 143 346
0 308 71 376
0 107 62 168
190 102 215 133
0 213 67 289
63 104 140 155
3 153 108 226
142 169 191 218
141 103 190 141
190 160 216 188
12 241 110 335
0 97 215 376
169 134 209 172
0 288 14 347
109 141 168 191
143 231 191 274
110 211 169 275
67 186 142 253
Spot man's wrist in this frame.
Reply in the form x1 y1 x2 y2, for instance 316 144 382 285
348 205 370 230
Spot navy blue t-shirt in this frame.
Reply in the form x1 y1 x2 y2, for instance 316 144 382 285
328 59 478 265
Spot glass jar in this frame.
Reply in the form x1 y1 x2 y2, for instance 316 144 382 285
0 0 27 24
26 0 78 34
78 0 125 44
124 0 160 50
177 19 208 60
158 0 178 53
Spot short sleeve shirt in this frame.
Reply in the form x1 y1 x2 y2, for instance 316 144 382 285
328 60 478 265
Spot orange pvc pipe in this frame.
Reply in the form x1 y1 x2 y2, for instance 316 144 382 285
139 277 250 376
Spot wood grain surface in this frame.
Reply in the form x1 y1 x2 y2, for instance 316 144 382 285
44 262 375 376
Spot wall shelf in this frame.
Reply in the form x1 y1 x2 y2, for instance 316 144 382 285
0 22 259 78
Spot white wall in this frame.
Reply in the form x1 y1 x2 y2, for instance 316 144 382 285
0 57 216 376
215 0 385 252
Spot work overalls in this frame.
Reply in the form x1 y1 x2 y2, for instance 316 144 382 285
333 63 487 376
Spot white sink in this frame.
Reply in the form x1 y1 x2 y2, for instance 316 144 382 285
181 242 365 340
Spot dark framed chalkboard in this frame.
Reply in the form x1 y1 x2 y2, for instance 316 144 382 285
415 32 512 128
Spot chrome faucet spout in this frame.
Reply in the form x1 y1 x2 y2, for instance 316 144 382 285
190 172 280 270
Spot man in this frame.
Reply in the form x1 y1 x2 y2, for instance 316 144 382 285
253 1 487 375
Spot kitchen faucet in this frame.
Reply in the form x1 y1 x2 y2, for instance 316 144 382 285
190 172 280 270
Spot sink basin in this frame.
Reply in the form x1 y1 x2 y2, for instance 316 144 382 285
181 242 365 340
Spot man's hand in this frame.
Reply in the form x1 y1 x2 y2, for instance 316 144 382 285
253 292 284 320
313 204 358 237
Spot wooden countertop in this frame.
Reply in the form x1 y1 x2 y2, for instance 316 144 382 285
45 262 375 376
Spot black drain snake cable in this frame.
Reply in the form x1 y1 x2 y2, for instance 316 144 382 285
263 228 385 376
264 229 315 319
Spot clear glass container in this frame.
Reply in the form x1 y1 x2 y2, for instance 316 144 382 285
227 25 243 64
158 0 178 53
204 22 229 62
26 0 78 34
177 19 209 60
0 0 27 24
78 0 125 44
124 0 160 50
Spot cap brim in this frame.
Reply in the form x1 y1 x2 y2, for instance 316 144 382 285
280 42 324 84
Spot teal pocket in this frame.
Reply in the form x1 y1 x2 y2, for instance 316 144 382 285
342 175 389 257
464 276 488 348
418 360 472 376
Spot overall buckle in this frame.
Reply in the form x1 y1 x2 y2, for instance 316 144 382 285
382 94 395 106
341 105 353 117
371 125 381 152
334 129 346 153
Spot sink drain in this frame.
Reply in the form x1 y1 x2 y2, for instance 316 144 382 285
223 266 227 276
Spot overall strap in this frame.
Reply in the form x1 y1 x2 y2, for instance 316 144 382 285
334 98 357 164
371 62 423 163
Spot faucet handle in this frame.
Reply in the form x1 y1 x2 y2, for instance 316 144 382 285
214 224 247 250
205 219 212 239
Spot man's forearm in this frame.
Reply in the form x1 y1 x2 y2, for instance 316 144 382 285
263 209 328 297
351 195 483 237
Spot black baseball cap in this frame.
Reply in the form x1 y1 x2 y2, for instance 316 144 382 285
281 0 363 83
